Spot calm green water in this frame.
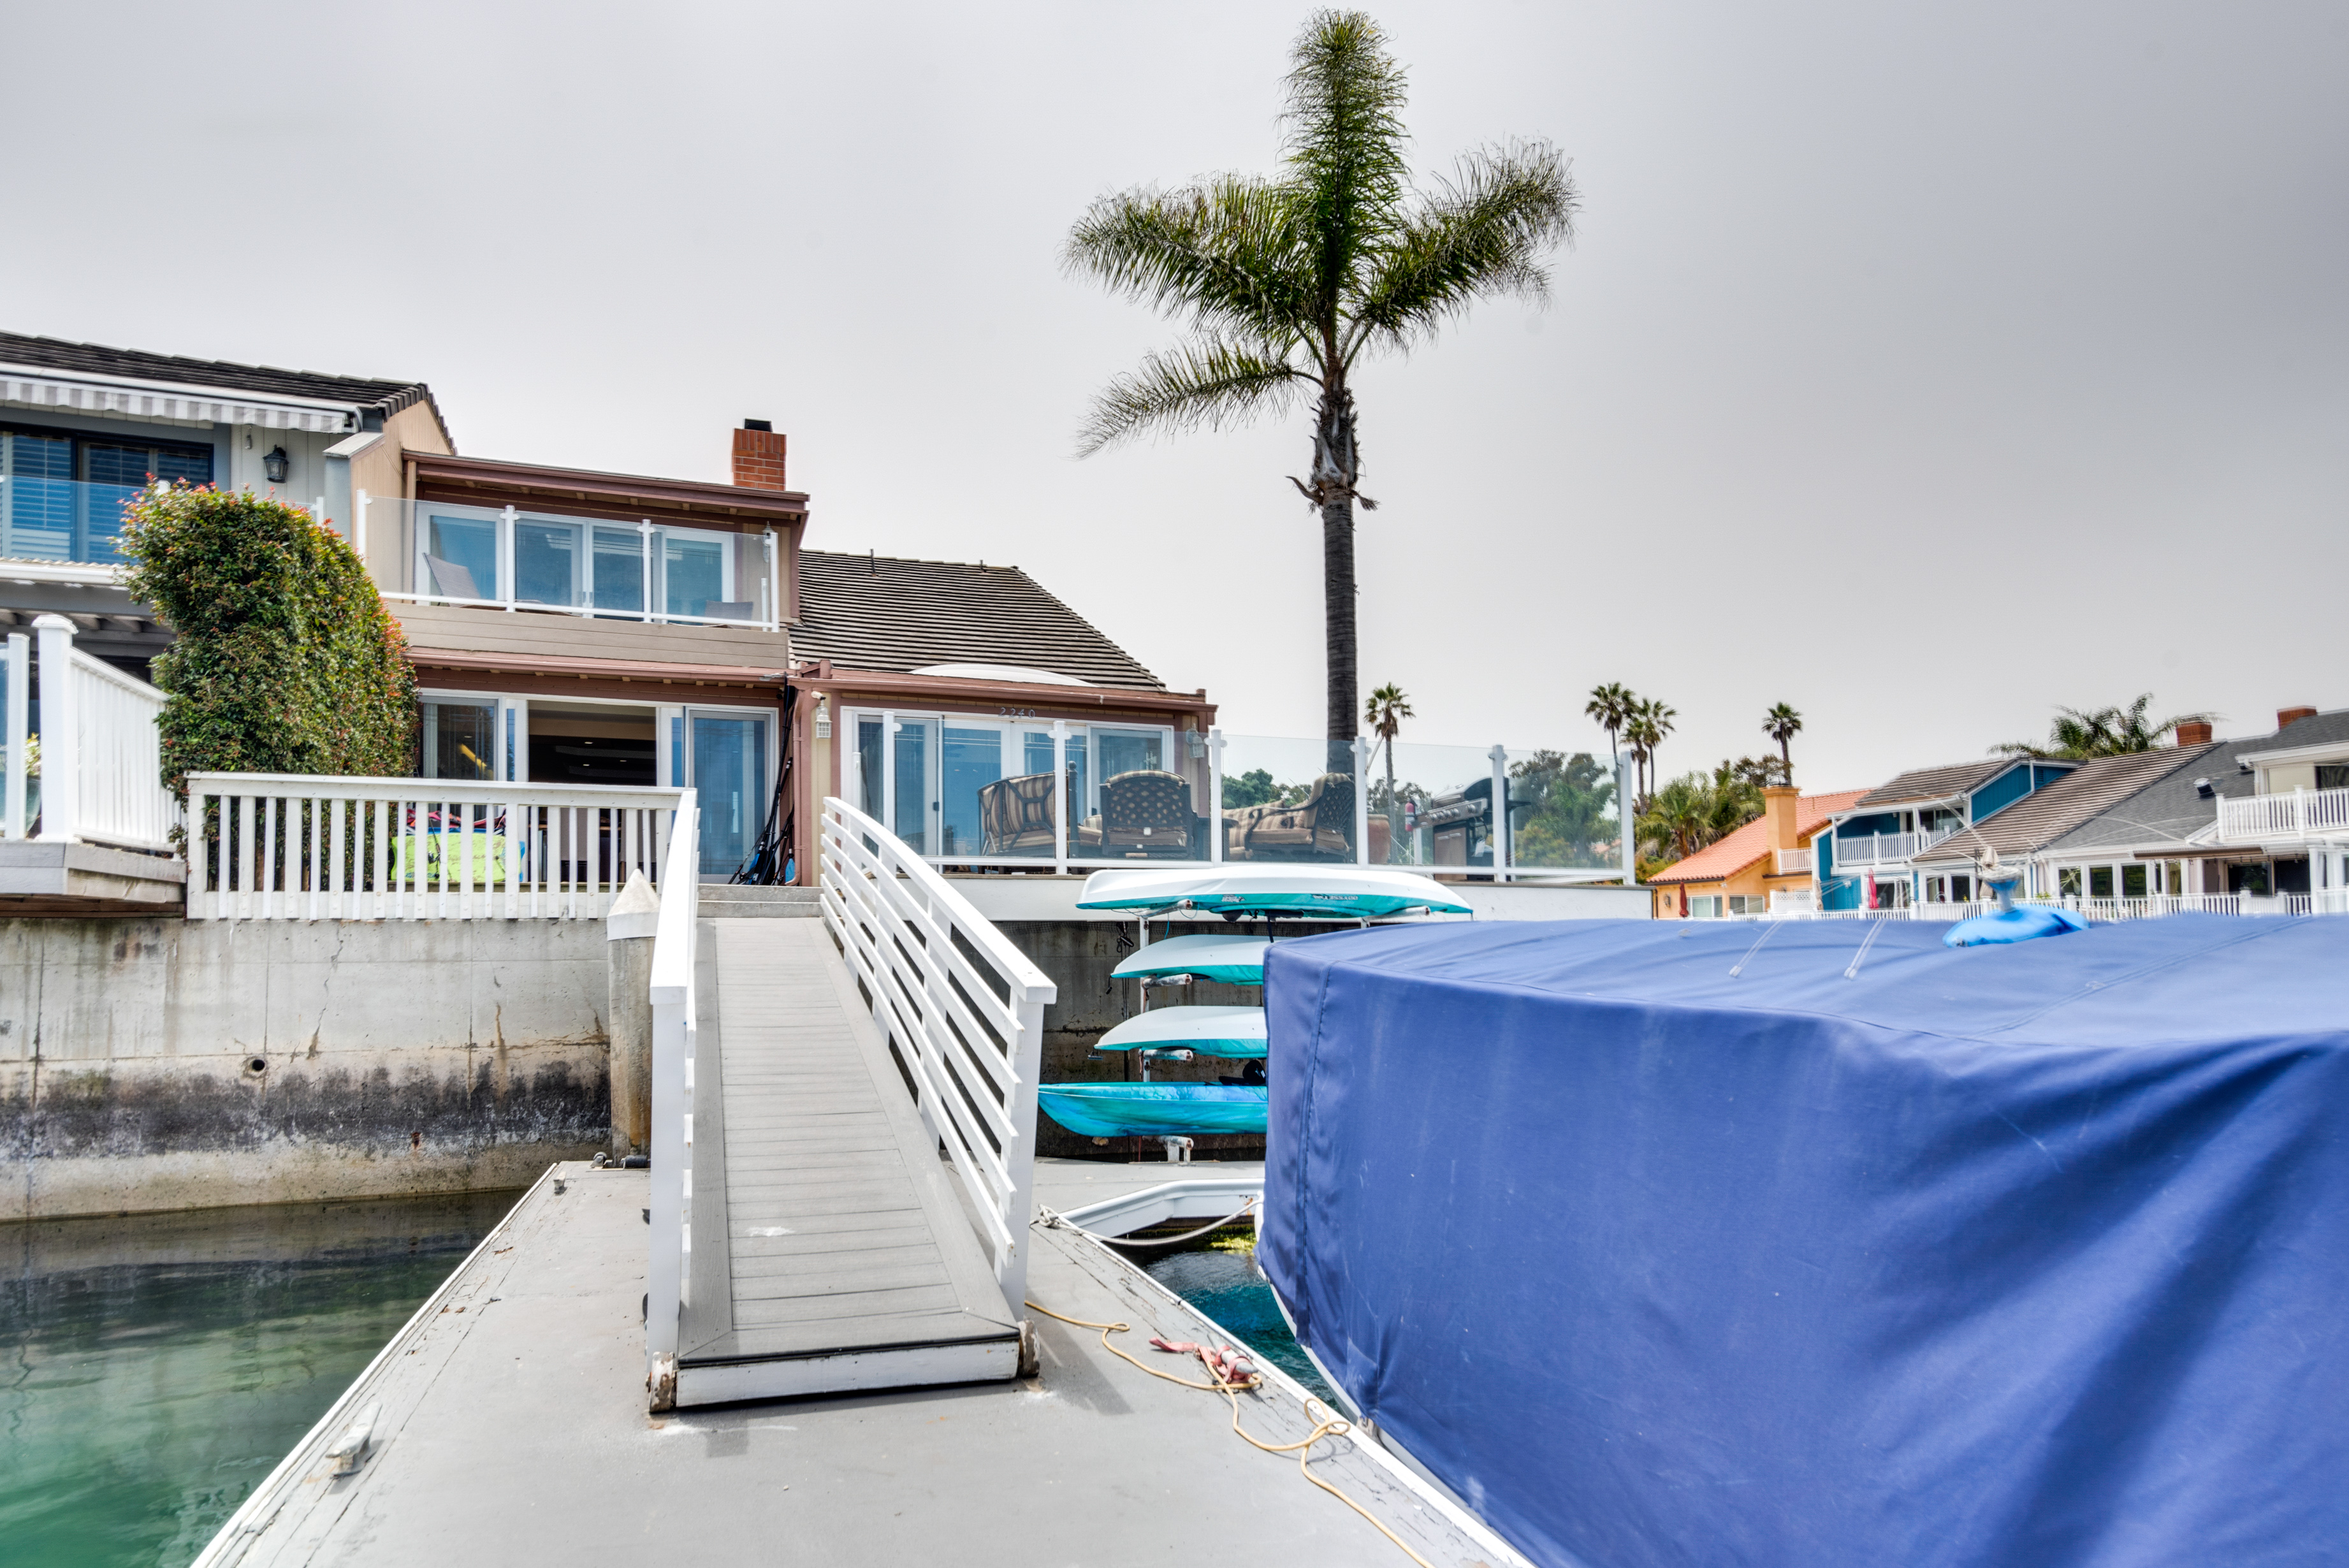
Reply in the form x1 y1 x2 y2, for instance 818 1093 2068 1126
1 1190 520 1568
1143 1240 1338 1403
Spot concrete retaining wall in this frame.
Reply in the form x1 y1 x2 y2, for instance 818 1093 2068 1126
1 917 611 1221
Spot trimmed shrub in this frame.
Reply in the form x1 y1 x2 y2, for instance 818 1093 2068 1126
119 485 416 795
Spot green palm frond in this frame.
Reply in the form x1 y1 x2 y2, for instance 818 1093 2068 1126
1349 141 1577 359
1077 337 1313 455
1282 8 1412 301
1065 176 1316 343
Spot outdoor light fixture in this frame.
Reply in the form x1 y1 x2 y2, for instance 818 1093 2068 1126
263 446 291 484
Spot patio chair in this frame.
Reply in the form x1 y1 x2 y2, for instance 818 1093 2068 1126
1224 771 1356 862
423 554 482 600
1095 769 1194 857
978 771 1070 854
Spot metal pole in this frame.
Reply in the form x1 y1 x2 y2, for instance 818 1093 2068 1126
1353 736 1372 867
1208 729 1225 865
1488 744 1509 885
33 616 76 843
1618 753 1638 887
500 504 518 611
1051 719 1068 876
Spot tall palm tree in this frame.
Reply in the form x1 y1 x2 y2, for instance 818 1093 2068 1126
1585 682 1636 772
1762 702 1803 780
1365 681 1413 862
1067 11 1578 755
1624 697 1675 810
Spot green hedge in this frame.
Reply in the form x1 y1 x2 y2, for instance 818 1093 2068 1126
120 485 416 796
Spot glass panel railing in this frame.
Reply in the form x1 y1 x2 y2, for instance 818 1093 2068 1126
1368 740 1502 869
0 475 144 565
1505 743 1625 874
1219 733 1361 866
356 495 782 629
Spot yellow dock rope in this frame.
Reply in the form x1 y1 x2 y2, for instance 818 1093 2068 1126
1024 1300 1436 1568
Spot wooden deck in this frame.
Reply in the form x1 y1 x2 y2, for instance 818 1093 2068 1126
673 918 1022 1403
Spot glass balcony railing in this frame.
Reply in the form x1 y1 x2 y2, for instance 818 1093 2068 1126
0 474 147 565
354 495 782 630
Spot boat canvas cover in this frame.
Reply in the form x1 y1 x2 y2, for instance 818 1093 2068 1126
1109 933 1270 985
1078 864 1474 918
1258 916 2349 1568
1036 1083 1269 1138
1096 1005 1269 1057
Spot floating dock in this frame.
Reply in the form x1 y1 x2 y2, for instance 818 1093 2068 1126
195 1158 1525 1567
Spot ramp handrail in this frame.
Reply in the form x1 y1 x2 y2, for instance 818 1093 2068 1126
184 773 684 920
645 789 699 1408
817 795 1056 1313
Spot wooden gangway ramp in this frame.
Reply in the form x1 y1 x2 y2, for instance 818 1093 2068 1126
672 917 1024 1403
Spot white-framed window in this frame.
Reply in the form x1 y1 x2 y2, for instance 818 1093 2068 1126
412 501 766 624
419 689 527 782
840 707 1201 866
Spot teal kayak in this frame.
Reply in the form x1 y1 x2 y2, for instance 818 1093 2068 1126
1110 933 1270 985
1096 1006 1268 1059
1078 864 1474 919
1037 1083 1269 1138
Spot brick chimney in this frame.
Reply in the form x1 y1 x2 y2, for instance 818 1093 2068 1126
1764 785 1800 854
2174 720 2213 747
2277 706 2317 734
732 419 787 491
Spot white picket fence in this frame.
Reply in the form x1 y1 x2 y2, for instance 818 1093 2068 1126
1 616 178 851
185 773 686 920
817 794 1054 1309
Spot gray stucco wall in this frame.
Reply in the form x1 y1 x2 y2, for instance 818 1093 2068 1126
1 918 612 1221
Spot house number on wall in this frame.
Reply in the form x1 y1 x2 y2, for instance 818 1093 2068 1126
998 707 1038 720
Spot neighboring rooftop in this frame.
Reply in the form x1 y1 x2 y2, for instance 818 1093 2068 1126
2234 706 2349 762
1852 759 2022 810
1914 744 2222 867
792 551 1164 691
0 329 448 442
1648 789 1870 886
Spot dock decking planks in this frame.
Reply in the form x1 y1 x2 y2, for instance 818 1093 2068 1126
678 918 1018 1374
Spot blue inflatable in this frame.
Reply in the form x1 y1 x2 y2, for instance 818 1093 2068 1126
1944 902 2090 946
1260 916 2349 1567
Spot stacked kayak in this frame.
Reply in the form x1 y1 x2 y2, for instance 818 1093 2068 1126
1036 866 1468 1143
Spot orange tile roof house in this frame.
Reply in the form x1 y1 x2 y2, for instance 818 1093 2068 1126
1648 786 1870 918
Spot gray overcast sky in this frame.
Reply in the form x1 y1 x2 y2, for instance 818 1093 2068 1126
7 2 2345 790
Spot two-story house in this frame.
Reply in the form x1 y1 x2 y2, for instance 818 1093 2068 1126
1815 757 2077 909
2 330 1214 884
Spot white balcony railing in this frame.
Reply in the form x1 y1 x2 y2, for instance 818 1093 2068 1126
1 616 180 852
185 773 685 920
1829 825 1958 870
2216 787 2349 845
1774 847 1815 875
644 789 699 1408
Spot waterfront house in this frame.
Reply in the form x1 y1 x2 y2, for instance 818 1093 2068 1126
1647 785 1866 917
1909 743 2223 898
1819 757 2077 909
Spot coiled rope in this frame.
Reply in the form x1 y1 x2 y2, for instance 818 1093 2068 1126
1024 1299 1435 1568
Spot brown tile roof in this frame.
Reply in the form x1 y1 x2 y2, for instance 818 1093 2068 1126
791 550 1164 692
1912 744 2223 867
0 330 447 442
1853 759 2017 809
1647 789 1872 885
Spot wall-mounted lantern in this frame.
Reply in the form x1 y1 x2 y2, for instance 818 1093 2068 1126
263 446 291 484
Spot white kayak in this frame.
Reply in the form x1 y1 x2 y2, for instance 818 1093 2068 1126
1109 933 1270 985
1096 1005 1269 1058
1078 862 1473 919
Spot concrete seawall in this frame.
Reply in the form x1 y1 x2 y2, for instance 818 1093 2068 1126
1 918 611 1222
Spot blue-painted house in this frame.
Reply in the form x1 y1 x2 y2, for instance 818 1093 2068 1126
1818 757 2076 910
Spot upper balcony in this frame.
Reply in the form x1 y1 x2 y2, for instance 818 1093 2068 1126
1774 847 1815 876
359 496 782 632
2216 786 2349 845
1830 825 1958 871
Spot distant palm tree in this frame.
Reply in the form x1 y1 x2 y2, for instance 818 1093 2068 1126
1624 697 1676 810
1993 694 2216 759
1067 11 1578 757
1585 683 1636 772
1365 682 1413 860
1763 702 1803 780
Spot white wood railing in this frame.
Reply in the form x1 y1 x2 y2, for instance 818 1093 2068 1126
1773 847 1815 875
818 794 1054 1310
2217 787 2349 844
185 773 685 920
8 615 179 850
1830 825 1959 869
646 790 699 1409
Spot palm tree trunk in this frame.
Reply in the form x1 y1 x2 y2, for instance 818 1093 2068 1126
1313 384 1360 761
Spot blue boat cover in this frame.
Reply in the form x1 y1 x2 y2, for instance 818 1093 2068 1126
1258 916 2349 1568
1036 1082 1269 1138
1944 903 2090 946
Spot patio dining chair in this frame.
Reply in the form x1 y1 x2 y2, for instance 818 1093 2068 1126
1096 769 1193 857
978 771 1071 854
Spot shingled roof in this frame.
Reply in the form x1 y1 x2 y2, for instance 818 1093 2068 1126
1853 759 2019 809
0 330 447 442
792 550 1164 692
1912 744 2222 867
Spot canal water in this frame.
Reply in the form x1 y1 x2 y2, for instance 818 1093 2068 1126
1142 1234 1337 1403
1 1190 520 1568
